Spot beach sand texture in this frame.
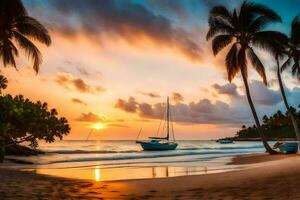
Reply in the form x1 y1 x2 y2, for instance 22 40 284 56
1 153 300 199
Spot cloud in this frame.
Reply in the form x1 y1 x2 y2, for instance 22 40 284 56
71 98 87 106
76 112 103 122
115 97 250 124
55 72 105 94
213 81 282 106
115 96 138 112
138 91 160 98
26 0 203 62
108 124 130 128
249 81 282 106
212 83 238 96
172 92 184 102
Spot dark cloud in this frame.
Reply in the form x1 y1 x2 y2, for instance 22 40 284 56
55 72 105 94
249 81 282 106
71 98 87 106
213 81 282 106
212 83 238 96
172 92 184 103
63 60 103 78
76 112 103 122
115 97 250 124
115 97 138 113
26 0 203 62
138 91 160 98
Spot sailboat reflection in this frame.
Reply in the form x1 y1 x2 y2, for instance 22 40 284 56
95 167 101 182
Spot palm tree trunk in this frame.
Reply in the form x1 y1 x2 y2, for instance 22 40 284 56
240 68 278 154
276 58 300 152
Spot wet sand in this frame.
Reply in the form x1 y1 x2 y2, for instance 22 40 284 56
1 153 300 199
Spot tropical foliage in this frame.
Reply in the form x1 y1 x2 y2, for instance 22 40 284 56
0 94 70 147
0 0 51 73
0 77 70 162
0 75 8 94
235 107 300 140
281 15 300 80
207 1 285 154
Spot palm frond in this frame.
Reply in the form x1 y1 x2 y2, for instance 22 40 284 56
209 6 232 25
0 39 18 68
237 46 247 78
248 16 278 33
281 57 293 72
246 47 267 85
292 59 300 79
212 35 233 55
15 16 51 46
225 43 240 82
291 15 300 46
251 31 288 56
206 19 234 40
13 31 42 73
241 1 281 22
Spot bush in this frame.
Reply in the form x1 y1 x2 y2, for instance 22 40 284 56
0 94 70 161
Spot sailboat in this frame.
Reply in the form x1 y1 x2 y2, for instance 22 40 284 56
136 97 178 151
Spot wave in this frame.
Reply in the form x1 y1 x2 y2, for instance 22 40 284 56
46 149 140 154
177 145 263 151
47 150 254 164
45 145 263 155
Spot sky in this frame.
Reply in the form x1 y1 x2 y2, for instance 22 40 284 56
2 0 300 140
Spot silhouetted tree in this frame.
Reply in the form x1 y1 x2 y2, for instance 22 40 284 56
0 75 7 95
0 95 70 162
207 1 282 154
0 0 51 73
273 15 300 152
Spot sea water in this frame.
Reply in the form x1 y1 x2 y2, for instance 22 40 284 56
7 140 268 181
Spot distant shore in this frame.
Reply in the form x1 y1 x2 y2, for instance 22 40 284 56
1 153 300 199
220 137 297 141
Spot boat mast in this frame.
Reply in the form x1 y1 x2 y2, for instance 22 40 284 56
167 96 169 141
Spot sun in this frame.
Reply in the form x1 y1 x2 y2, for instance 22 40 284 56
94 123 105 130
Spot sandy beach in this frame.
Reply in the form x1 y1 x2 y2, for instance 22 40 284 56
1 153 299 199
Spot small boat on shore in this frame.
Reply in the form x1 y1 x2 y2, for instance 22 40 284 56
217 139 233 144
276 142 298 154
136 97 178 151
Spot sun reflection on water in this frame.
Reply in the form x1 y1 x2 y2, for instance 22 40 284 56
95 167 101 182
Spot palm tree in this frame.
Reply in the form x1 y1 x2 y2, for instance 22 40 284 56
207 1 284 154
0 75 7 95
276 15 300 151
0 0 51 73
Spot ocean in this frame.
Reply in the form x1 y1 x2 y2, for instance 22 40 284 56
8 140 269 181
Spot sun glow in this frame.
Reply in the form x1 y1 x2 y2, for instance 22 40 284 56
94 123 105 130
95 166 101 182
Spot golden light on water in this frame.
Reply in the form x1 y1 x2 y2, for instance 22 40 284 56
95 167 101 182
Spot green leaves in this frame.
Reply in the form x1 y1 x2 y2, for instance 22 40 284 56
0 94 70 148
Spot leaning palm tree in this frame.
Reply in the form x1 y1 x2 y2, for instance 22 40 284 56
274 15 300 152
0 0 51 73
0 75 8 95
207 1 284 154
281 15 300 80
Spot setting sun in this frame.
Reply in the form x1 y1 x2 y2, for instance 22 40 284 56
94 123 105 130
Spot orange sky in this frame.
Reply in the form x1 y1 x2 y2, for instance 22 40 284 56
2 0 300 140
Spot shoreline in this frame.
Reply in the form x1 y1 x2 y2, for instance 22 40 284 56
2 153 300 199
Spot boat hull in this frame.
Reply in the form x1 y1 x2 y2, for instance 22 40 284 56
218 140 233 144
138 141 178 151
279 142 298 154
